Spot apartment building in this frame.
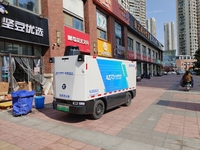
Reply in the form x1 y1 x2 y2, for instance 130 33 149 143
129 0 146 28
146 17 156 37
176 0 198 56
164 22 175 50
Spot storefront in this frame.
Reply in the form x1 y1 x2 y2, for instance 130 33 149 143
64 26 90 55
0 4 49 93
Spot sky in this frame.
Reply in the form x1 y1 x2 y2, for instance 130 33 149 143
146 0 176 48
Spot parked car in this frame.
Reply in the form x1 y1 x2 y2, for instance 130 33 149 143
163 71 167 75
177 70 184 75
191 71 197 75
172 71 177 75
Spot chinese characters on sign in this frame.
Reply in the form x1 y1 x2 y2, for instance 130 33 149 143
133 20 149 40
1 17 44 37
67 35 89 45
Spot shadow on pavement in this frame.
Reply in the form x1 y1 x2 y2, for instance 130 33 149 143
31 103 122 123
156 100 200 111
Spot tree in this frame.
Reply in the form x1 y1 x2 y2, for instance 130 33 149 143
194 48 200 75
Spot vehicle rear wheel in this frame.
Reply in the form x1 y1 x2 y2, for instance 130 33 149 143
91 100 105 119
124 92 132 106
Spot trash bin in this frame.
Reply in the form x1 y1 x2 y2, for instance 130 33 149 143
34 96 45 109
12 90 35 116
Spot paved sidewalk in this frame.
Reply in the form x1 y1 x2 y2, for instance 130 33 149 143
0 74 200 150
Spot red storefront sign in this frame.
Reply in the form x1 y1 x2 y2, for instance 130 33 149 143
93 0 129 25
148 57 151 62
142 56 147 61
64 26 90 53
127 50 134 60
136 53 141 60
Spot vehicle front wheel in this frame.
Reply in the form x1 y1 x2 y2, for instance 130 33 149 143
91 100 105 119
124 92 132 106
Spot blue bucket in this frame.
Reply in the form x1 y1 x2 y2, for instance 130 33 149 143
34 96 45 109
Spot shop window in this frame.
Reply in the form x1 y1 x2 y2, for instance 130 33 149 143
128 37 133 51
116 38 122 45
97 29 107 40
34 46 42 56
96 10 107 30
64 13 83 31
152 51 155 58
0 41 4 53
7 0 41 14
21 45 32 55
115 22 122 46
136 42 140 54
73 17 83 31
148 48 151 57
5 42 18 54
0 41 41 56
64 13 73 28
96 10 107 40
142 45 146 56
13 44 21 54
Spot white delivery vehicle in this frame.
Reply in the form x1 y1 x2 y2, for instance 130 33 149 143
51 55 136 119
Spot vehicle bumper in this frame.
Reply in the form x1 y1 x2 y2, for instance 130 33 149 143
53 99 94 114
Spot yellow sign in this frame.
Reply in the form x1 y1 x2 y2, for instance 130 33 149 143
97 39 112 57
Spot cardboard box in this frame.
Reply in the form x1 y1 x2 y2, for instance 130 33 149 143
18 82 32 91
0 82 9 96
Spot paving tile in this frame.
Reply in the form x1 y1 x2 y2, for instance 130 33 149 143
182 146 198 150
153 146 171 150
2 144 21 150
46 143 68 150
0 141 11 149
22 143 44 150
15 139 34 148
163 142 182 150
81 145 101 150
182 141 200 149
35 138 55 147
116 139 154 150
68 141 86 149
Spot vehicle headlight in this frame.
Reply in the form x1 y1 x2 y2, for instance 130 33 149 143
72 102 78 105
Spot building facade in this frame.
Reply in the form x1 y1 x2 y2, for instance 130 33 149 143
164 21 175 50
176 55 196 71
0 0 163 94
146 17 156 38
176 0 198 56
197 0 200 48
129 0 146 28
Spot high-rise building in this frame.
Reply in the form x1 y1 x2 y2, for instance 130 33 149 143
176 0 198 56
164 22 175 50
129 0 146 28
197 0 200 48
146 17 156 37
116 0 129 11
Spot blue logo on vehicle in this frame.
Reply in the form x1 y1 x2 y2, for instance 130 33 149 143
62 84 66 90
89 89 99 93
129 64 135 67
59 94 70 98
55 72 73 75
96 59 128 92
